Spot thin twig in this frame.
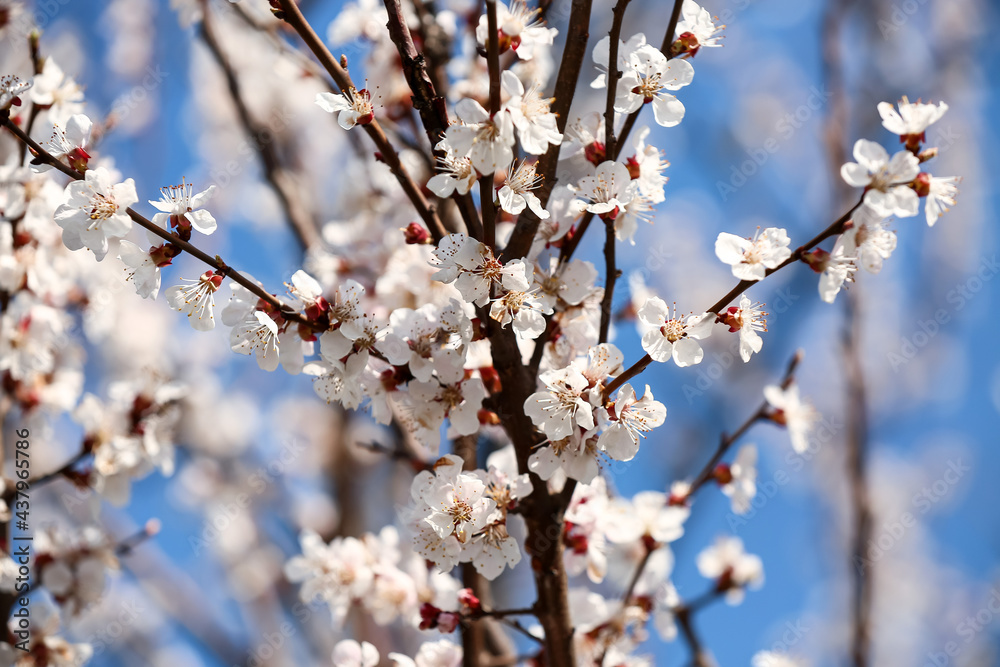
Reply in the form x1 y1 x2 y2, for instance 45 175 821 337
200 3 321 249
602 198 863 400
0 114 320 331
603 0 632 162
685 350 802 496
24 450 88 489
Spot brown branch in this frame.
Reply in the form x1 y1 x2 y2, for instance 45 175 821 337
455 434 488 667
659 0 688 55
200 4 321 250
603 0 631 162
481 0 502 251
602 198 863 400
598 219 617 343
276 0 449 242
844 289 872 667
382 0 481 237
485 0 502 117
685 350 802 496
500 0 594 260
675 604 712 667
486 326 576 667
22 450 88 490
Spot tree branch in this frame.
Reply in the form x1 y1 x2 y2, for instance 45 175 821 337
500 0 593 260
200 4 321 250
599 219 617 343
684 350 802 497
276 0 449 242
602 198 863 399
0 114 320 331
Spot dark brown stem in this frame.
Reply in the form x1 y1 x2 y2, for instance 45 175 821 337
675 605 712 667
485 0 502 117
602 198 863 400
276 0 448 242
603 0 631 162
844 289 872 667
382 0 481 237
500 0 593 260
598 219 617 343
25 450 88 489
200 4 321 249
481 176 497 251
487 327 576 667
659 0 687 55
455 434 487 667
686 350 802 496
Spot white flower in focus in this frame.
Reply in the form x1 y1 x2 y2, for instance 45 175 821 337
305 357 367 409
597 383 666 462
497 160 548 218
807 244 857 304
53 167 138 261
417 455 497 544
628 126 669 203
489 288 549 340
525 367 595 441
535 258 598 311
165 271 224 331
37 114 92 173
501 71 562 154
637 297 714 366
719 295 767 363
696 535 764 604
427 151 477 198
720 444 757 515
148 180 217 238
333 639 379 667
840 139 919 218
316 87 375 129
118 240 164 299
442 99 515 175
476 0 557 61
877 96 947 146
231 310 281 372
763 382 819 454
673 0 725 56
590 33 648 90
714 227 791 281
616 43 694 127
573 161 638 218
431 233 530 306
528 430 600 485
408 377 487 446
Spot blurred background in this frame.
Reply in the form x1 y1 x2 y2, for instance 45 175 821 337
4 0 997 665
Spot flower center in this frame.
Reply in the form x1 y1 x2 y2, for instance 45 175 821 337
88 193 118 222
660 319 684 342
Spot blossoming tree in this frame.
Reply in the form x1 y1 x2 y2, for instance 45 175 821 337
0 0 961 666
